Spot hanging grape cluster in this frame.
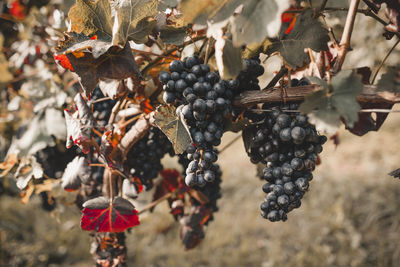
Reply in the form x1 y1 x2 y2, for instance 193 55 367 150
245 80 327 222
125 127 174 189
158 56 239 187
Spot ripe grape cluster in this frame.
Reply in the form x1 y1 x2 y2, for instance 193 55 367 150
159 56 238 187
178 153 222 218
246 95 327 222
125 127 174 189
35 145 77 179
92 87 116 128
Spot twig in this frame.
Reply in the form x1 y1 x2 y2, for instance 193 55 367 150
319 0 328 11
204 38 213 64
371 38 400 84
116 115 152 161
141 36 207 75
233 84 400 108
138 192 174 215
264 66 288 90
323 7 400 39
131 49 176 59
108 89 128 125
333 0 360 73
92 96 111 104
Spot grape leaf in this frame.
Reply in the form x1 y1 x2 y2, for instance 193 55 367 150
112 0 158 45
81 196 140 232
153 169 180 203
377 66 400 93
6 110 65 158
61 156 91 191
347 102 394 136
98 79 122 99
299 70 363 134
179 0 242 25
56 33 141 95
214 34 243 79
153 105 192 154
68 0 113 38
265 9 329 68
230 0 290 46
64 94 94 153
159 26 188 45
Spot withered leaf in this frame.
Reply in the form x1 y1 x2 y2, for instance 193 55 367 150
112 0 158 45
153 105 192 154
299 70 363 134
61 156 91 191
68 0 113 37
59 38 141 95
65 93 94 153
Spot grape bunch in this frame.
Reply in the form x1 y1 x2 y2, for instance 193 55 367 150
178 153 222 217
246 102 327 222
159 56 239 187
125 127 174 189
35 145 77 179
91 87 116 128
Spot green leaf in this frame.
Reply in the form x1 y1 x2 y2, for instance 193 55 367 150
112 0 158 45
215 36 243 79
265 9 329 68
179 0 243 25
158 0 178 10
377 66 400 93
307 109 342 134
153 105 192 154
299 70 363 134
160 26 188 45
330 70 364 126
231 0 289 46
68 0 113 37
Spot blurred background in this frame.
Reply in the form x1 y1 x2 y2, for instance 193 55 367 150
1 0 400 266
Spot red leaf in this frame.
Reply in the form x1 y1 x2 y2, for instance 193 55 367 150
160 169 180 191
281 6 301 34
54 54 74 71
81 197 140 232
153 169 180 203
9 0 26 20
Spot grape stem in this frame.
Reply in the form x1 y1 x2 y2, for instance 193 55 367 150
371 38 400 84
116 115 152 161
333 0 360 73
141 36 207 76
264 66 288 90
